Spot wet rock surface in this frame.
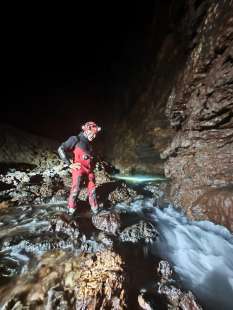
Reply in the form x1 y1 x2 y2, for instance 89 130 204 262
0 164 68 205
119 220 158 244
0 182 205 309
0 154 203 309
0 250 126 309
100 0 233 232
156 260 202 310
137 260 202 310
92 210 121 236
0 158 178 308
0 1 232 308
161 1 233 230
188 186 233 231
0 157 137 209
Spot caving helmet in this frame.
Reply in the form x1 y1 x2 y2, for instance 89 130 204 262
82 121 101 141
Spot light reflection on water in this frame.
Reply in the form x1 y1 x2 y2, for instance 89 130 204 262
115 198 233 310
0 203 68 285
1 197 233 309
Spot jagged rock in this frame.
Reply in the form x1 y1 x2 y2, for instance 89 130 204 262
0 165 69 205
96 232 114 249
157 260 173 283
49 214 80 239
48 213 114 254
108 183 138 204
136 259 202 309
0 250 127 309
179 291 203 310
92 210 121 235
158 285 202 310
188 186 233 231
0 171 30 186
95 167 112 185
119 221 158 244
143 184 164 199
161 1 233 230
0 124 59 168
138 293 153 310
156 260 202 310
80 237 113 253
0 159 122 206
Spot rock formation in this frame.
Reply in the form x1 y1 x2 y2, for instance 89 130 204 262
0 250 126 309
105 0 233 230
0 124 59 168
162 0 233 229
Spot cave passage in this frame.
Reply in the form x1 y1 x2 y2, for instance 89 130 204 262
1 1 233 308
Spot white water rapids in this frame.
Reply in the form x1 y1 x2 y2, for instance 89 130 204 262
1 196 233 309
115 198 233 310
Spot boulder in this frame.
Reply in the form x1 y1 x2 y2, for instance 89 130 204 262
0 250 127 309
92 210 121 235
119 221 158 244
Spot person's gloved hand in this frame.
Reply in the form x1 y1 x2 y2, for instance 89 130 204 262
70 162 81 170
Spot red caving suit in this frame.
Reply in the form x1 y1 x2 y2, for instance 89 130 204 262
58 132 98 211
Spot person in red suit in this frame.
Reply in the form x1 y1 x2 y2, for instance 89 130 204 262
58 121 101 214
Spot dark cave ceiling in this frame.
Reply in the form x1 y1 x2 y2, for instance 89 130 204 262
1 1 174 139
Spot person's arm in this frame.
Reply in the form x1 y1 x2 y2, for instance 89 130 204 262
57 136 78 166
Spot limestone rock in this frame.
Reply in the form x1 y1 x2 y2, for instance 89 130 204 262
189 186 233 231
0 250 127 309
108 183 138 204
162 1 233 230
157 260 173 283
138 293 153 310
119 220 158 244
156 260 202 310
0 124 59 168
92 210 121 235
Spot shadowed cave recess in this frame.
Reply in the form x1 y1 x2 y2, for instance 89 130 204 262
0 0 233 309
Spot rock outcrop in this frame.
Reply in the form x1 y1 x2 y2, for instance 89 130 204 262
156 260 202 310
119 220 158 244
92 210 121 235
137 260 202 310
104 0 233 231
162 0 233 229
0 250 126 309
0 124 59 169
0 155 138 208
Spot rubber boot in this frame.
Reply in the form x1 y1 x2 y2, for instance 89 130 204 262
89 189 99 214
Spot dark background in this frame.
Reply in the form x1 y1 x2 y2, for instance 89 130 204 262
1 1 170 140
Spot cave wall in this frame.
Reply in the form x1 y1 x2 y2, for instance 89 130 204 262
107 0 209 174
107 0 233 229
0 124 59 169
162 0 233 229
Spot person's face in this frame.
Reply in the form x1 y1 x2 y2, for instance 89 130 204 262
85 130 97 141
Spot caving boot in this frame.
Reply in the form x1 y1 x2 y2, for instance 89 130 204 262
67 207 76 215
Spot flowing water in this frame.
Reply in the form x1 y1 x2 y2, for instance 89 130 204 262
115 198 233 310
1 196 233 309
0 203 76 287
